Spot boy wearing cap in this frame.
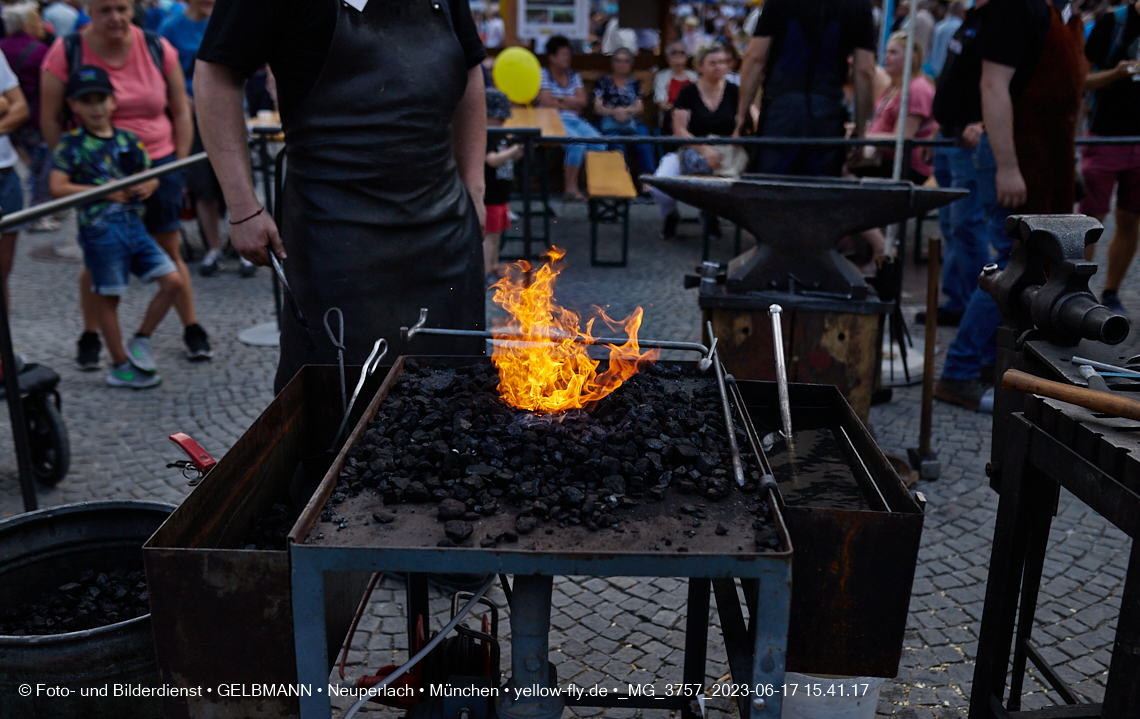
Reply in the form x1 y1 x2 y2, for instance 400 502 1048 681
49 65 183 389
484 87 523 278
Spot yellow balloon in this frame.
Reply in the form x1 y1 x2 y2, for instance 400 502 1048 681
492 47 542 105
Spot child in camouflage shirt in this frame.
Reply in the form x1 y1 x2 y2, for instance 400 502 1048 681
49 65 182 389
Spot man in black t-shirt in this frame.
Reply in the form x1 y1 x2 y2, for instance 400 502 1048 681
195 0 491 395
1079 2 1140 317
735 0 877 176
934 0 1079 414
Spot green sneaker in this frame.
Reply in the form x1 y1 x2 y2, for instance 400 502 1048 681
107 362 161 389
126 335 156 373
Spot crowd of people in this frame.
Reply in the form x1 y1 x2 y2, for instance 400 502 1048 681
0 0 276 390
0 0 1132 404
478 0 1136 417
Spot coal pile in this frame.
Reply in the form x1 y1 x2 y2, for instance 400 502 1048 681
324 360 776 550
0 567 149 635
242 502 302 551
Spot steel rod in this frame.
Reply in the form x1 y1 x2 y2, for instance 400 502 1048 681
1070 356 1140 380
402 322 711 359
708 321 746 487
768 305 794 441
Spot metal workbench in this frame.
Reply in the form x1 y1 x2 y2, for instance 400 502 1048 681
287 357 794 719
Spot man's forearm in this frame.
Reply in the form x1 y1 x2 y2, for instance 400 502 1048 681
193 60 260 216
452 67 487 198
737 38 767 122
1085 67 1125 91
980 65 1017 171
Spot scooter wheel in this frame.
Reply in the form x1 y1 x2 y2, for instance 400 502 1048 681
24 392 69 486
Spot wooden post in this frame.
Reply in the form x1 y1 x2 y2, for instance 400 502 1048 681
502 0 519 47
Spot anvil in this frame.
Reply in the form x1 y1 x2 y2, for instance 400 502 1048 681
641 173 967 299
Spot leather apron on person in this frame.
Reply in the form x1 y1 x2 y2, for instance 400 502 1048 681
276 0 485 392
1012 4 1086 215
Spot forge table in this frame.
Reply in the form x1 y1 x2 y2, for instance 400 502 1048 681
289 489 793 719
969 393 1140 718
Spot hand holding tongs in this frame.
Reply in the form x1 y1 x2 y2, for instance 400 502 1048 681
270 253 317 350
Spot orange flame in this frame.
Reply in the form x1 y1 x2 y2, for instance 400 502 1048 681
490 248 659 413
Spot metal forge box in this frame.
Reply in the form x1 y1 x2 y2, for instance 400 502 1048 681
738 379 925 678
289 356 795 719
143 366 377 719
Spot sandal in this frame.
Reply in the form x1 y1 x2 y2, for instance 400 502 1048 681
562 192 587 203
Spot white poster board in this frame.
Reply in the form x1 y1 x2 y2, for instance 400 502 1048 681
517 0 589 41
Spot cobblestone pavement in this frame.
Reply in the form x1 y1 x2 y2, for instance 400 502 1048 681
1 197 1132 719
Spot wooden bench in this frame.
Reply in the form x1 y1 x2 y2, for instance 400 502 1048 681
585 151 638 267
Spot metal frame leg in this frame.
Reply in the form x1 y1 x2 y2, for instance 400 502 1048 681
682 579 710 719
750 568 790 719
1008 478 1061 709
1104 539 1140 715
970 415 1037 718
496 575 563 719
293 552 331 718
589 199 630 267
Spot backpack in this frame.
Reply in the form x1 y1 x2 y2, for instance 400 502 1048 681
1088 5 1129 129
60 29 168 127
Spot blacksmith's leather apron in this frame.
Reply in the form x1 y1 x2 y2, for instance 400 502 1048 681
276 0 485 392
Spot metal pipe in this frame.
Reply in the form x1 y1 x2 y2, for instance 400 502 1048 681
891 13 918 181
496 575 564 719
488 133 1140 148
768 305 794 442
0 151 210 233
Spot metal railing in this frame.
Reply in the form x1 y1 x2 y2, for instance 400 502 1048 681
0 151 211 234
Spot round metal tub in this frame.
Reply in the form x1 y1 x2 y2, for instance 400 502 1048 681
0 501 174 719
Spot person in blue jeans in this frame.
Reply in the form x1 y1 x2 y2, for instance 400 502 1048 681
593 48 656 185
537 35 605 202
937 131 1010 412
49 66 183 389
925 122 989 328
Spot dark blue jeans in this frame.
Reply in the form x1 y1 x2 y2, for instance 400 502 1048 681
757 93 846 177
599 116 657 177
942 134 1011 381
934 143 990 314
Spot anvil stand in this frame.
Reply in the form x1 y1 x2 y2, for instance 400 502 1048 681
968 215 1138 718
645 173 966 427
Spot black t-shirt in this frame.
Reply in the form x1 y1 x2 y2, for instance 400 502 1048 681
673 82 740 137
753 0 876 96
197 0 486 120
933 0 1051 132
1086 5 1140 136
485 132 514 206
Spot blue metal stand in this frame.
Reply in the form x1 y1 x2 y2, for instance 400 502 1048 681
290 536 792 719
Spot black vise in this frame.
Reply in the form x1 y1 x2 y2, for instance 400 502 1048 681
979 214 1129 347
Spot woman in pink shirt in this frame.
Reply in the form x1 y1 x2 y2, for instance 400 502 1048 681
861 31 938 183
39 0 209 367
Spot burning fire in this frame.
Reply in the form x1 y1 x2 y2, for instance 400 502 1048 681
490 248 659 414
